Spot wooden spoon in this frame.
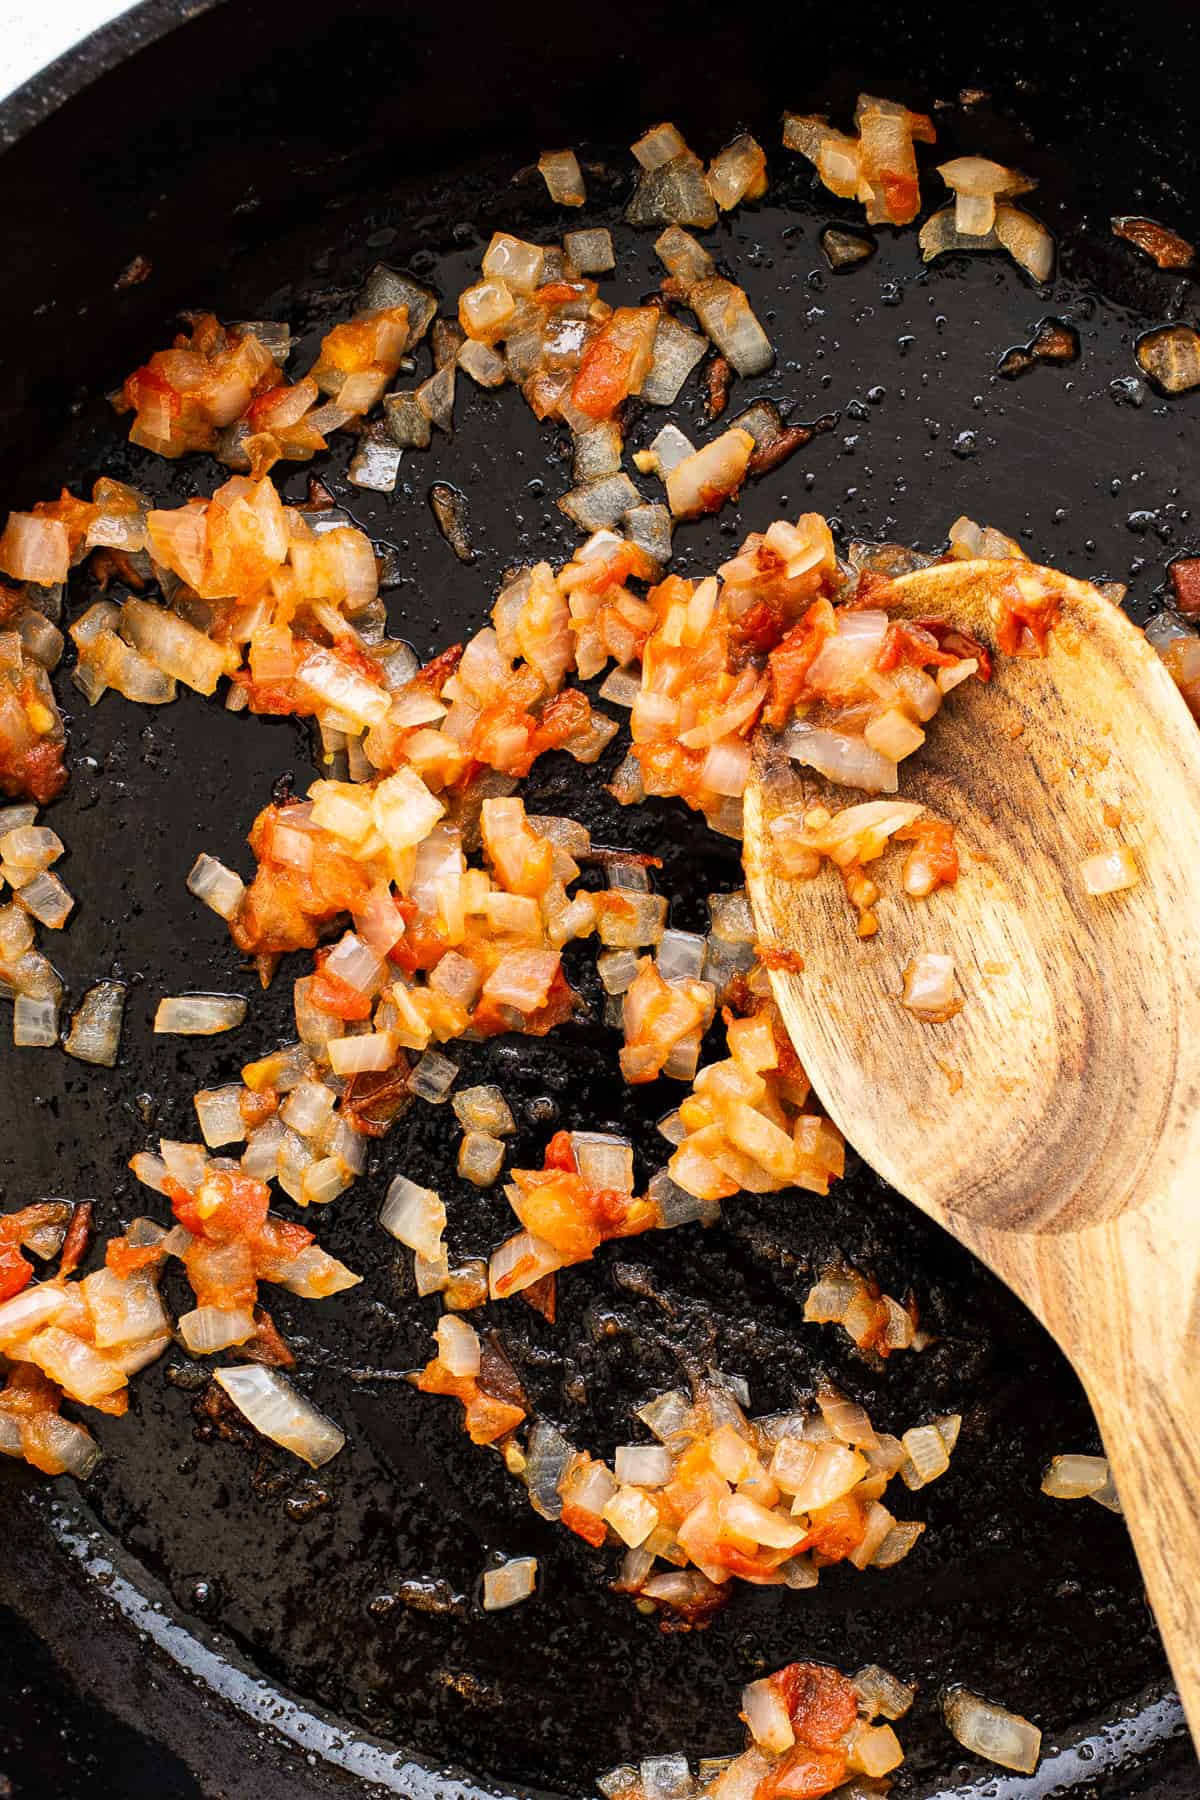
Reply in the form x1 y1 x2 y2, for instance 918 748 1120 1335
743 557 1200 1745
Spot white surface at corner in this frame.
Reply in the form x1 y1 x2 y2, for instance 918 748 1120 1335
0 0 136 105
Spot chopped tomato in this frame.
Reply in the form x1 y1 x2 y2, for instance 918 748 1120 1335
0 1240 32 1303
543 1130 577 1173
875 620 959 674
801 1494 868 1560
772 1663 859 1749
756 1747 847 1800
895 816 959 890
416 1357 525 1446
764 600 837 725
913 615 993 680
881 170 920 224
309 966 374 1020
0 731 67 806
105 1238 166 1280
996 578 1061 657
197 1169 271 1244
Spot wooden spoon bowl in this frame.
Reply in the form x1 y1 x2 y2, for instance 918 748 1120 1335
744 558 1200 1741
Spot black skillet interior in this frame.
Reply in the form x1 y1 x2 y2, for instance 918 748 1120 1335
1 1 1199 1795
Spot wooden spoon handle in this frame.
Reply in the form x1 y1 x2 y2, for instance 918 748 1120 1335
1089 1375 1200 1744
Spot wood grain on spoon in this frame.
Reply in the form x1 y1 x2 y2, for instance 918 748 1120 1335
743 557 1200 1746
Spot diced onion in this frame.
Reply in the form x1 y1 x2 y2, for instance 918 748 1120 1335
482 1554 538 1611
0 1282 70 1349
408 1048 459 1103
741 1679 795 1755
154 993 248 1035
613 1443 673 1487
63 981 126 1067
784 721 898 794
214 1364 346 1467
435 1313 481 1376
1080 847 1139 895
900 954 960 1021
451 1085 516 1136
1041 1453 1108 1499
187 853 245 920
489 1229 564 1299
943 1688 1042 1775
854 1664 916 1721
379 1176 446 1260
178 1305 256 1353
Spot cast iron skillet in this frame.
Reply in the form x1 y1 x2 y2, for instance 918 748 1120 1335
1 2 1199 1795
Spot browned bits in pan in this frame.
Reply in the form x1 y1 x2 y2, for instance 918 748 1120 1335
1112 215 1195 269
1169 557 1200 615
704 354 732 419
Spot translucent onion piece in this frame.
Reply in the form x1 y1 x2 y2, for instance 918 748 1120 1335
573 423 623 481
597 892 667 947
1080 847 1140 895
994 204 1055 283
1041 1453 1109 1499
481 232 546 294
687 278 773 377
0 1282 70 1349
783 721 898 794
154 993 248 1035
178 1305 256 1354
632 122 688 171
435 1313 481 1376
708 891 756 944
383 392 431 449
920 204 1000 262
452 1084 516 1137
603 1483 660 1546
640 315 707 407
900 954 960 1021
408 1048 458 1103
13 993 59 1047
538 148 585 207
623 504 673 566
613 1443 673 1488
524 1420 574 1520
186 852 245 920
82 1266 168 1349
649 1168 720 1229
458 1131 505 1188
636 1388 690 1443
626 152 718 230
854 1664 916 1721
63 980 126 1067
563 228 615 273
379 1176 446 1260
943 1688 1041 1775
482 1554 538 1611
26 1326 126 1404
15 869 73 929
27 1413 103 1479
120 598 232 695
656 929 706 982
571 1131 635 1193
900 1422 952 1488
348 437 403 493
741 1678 795 1754
559 474 642 533
280 1244 361 1300
214 1364 345 1468
489 1229 564 1299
